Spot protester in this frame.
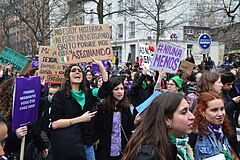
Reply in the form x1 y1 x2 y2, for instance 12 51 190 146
167 75 184 93
50 58 111 160
128 68 151 117
197 72 223 94
185 53 195 65
191 92 236 159
94 76 135 160
185 72 201 111
0 77 48 160
91 76 103 89
122 92 195 160
29 68 39 77
230 68 240 125
38 84 61 160
220 70 240 156
85 70 94 89
0 114 8 159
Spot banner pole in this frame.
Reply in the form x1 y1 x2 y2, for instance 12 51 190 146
20 136 26 160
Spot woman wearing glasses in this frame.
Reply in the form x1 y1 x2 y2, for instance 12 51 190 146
50 58 111 160
167 75 184 93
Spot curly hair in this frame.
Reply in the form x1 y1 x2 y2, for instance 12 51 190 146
0 77 15 118
193 92 233 139
63 64 87 98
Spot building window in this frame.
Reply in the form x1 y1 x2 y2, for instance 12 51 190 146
129 21 135 38
108 3 112 18
187 44 193 56
186 29 193 34
118 24 123 38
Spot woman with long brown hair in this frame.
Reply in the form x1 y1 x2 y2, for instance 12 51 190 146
95 76 135 160
122 92 195 160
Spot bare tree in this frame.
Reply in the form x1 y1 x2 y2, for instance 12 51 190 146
78 0 126 24
0 0 84 56
210 0 240 23
126 0 188 45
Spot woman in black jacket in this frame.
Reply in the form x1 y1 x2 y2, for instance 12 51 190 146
95 76 135 160
51 58 111 160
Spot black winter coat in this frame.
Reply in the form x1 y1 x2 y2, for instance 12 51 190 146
95 106 135 160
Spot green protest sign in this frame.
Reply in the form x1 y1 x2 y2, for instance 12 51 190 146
0 46 31 74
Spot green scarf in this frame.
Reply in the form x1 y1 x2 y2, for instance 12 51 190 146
47 95 51 103
70 90 85 110
142 81 147 89
169 134 190 160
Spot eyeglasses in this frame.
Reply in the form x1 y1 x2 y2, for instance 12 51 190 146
71 68 82 73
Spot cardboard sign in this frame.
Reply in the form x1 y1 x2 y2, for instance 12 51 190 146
179 60 195 73
47 74 65 84
0 45 31 74
150 42 184 74
53 24 113 63
38 46 67 82
12 77 41 131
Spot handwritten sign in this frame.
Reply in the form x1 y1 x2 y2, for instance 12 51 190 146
38 46 67 83
139 43 154 69
179 60 195 73
53 24 113 63
0 45 31 74
150 42 184 74
47 74 65 84
12 77 41 131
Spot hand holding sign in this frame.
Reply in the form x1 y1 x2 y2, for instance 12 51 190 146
16 126 28 139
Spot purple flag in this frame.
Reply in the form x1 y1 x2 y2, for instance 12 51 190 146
12 77 41 131
92 60 109 74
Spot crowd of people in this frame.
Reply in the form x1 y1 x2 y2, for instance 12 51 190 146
0 56 240 160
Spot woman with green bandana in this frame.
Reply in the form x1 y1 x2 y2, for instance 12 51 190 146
50 57 111 160
122 92 195 160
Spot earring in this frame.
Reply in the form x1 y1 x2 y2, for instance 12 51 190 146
167 124 172 129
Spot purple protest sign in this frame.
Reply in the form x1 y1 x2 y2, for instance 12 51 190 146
150 42 184 74
12 77 41 131
92 60 109 74
32 57 39 69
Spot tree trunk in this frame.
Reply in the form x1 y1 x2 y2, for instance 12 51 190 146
97 0 104 24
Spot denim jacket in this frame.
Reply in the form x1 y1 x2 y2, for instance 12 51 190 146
194 129 232 160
